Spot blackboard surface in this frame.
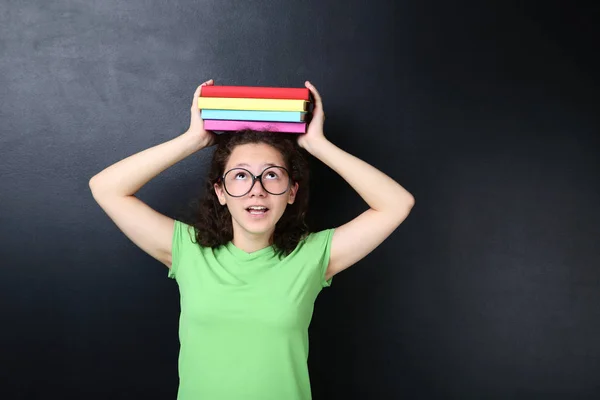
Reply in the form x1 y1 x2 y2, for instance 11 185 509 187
1 1 599 399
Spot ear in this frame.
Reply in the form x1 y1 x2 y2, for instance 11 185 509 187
214 182 227 205
287 182 299 205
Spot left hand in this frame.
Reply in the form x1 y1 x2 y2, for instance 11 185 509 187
297 81 326 150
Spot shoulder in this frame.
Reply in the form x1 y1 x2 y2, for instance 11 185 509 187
294 228 335 255
303 228 335 243
297 228 336 287
169 220 202 280
172 219 197 245
174 219 195 235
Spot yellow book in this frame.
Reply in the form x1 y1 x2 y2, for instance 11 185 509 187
198 97 308 112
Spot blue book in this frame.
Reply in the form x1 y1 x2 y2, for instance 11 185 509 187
201 109 306 122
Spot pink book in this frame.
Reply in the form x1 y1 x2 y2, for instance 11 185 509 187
204 120 306 133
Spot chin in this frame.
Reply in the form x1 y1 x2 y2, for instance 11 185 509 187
234 209 282 235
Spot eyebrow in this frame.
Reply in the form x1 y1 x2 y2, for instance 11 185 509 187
233 163 277 168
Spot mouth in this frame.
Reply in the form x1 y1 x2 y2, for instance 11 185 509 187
246 206 270 217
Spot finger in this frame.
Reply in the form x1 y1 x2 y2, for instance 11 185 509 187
192 85 202 109
305 81 323 112
192 79 214 110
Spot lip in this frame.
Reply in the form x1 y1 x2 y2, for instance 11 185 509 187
246 207 270 219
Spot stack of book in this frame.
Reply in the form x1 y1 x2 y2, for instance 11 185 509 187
198 85 310 134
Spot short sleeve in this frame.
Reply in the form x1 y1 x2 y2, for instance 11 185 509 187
168 220 195 280
304 228 335 288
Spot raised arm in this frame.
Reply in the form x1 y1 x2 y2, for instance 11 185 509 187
89 80 216 268
299 81 415 280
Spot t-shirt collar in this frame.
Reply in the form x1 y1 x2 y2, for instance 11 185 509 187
225 241 276 261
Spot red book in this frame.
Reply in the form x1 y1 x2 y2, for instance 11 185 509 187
201 85 310 100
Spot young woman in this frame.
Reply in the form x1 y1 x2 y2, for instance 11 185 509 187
89 79 415 399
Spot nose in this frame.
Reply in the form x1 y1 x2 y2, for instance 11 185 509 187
249 177 267 197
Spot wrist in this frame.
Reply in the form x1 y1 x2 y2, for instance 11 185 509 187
181 130 209 152
302 135 330 156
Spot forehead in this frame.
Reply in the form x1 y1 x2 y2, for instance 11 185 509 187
226 143 285 170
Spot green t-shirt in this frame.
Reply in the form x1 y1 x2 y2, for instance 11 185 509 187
168 220 334 400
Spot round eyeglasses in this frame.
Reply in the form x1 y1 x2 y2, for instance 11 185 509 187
220 166 292 197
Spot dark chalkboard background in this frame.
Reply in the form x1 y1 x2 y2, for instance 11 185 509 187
2 1 599 399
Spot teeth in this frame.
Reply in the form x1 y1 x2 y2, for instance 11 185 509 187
248 206 267 210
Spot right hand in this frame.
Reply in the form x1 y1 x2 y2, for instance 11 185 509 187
186 79 217 148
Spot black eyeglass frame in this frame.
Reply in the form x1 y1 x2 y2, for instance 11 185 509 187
219 165 293 197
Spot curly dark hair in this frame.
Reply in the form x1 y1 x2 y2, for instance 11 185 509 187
185 129 311 258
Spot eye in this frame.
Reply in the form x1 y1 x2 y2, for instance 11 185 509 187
235 172 248 179
265 171 279 179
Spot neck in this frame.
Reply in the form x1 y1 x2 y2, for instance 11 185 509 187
231 226 275 253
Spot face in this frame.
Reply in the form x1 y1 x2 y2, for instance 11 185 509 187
214 143 299 239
